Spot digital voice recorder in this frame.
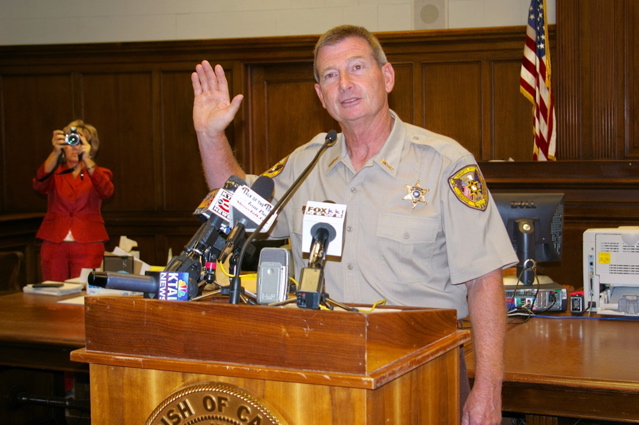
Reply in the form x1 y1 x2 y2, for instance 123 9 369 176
256 247 290 305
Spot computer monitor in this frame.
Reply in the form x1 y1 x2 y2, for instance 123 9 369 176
492 192 564 285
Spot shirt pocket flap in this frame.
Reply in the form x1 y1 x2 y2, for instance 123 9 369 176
376 213 439 244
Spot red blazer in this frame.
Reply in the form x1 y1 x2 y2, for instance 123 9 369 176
33 163 114 243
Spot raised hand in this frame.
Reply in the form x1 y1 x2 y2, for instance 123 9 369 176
51 130 65 153
191 60 246 189
191 60 244 138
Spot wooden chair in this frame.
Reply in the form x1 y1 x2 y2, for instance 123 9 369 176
0 251 24 292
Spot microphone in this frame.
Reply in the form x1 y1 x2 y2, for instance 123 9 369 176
89 272 156 293
193 188 219 221
189 175 246 246
88 270 191 301
192 175 245 226
297 200 347 309
301 200 346 259
228 176 276 233
218 176 275 264
307 224 334 268
182 175 247 258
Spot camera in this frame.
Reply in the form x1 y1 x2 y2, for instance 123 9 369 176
64 127 81 145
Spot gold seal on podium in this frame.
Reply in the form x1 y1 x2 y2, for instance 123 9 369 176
145 382 288 425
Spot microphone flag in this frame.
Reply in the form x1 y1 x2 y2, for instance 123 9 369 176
193 174 246 228
229 185 276 232
156 271 190 301
302 200 346 257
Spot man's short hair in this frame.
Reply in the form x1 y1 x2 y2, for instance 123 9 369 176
313 25 388 83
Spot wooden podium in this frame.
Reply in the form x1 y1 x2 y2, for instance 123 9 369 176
71 296 469 424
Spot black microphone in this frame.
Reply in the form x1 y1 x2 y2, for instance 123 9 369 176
89 271 157 294
307 223 336 268
183 175 247 257
219 176 275 265
88 270 194 301
229 130 338 305
324 130 338 147
192 174 246 223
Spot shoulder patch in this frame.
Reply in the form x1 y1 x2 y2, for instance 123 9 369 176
261 155 289 178
448 165 488 211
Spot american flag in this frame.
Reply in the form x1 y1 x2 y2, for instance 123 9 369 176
520 0 556 161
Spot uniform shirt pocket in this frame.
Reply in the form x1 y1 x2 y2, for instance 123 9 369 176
374 213 443 284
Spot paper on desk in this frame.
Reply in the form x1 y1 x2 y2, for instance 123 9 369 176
23 282 83 296
58 295 86 305
64 268 94 287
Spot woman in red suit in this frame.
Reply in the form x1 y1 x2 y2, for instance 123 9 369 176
33 120 114 281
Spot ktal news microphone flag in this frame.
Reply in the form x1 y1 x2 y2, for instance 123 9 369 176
520 0 556 161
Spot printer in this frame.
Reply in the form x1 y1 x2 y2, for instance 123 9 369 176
583 227 639 315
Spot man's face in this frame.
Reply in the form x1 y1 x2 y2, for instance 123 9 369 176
314 37 394 126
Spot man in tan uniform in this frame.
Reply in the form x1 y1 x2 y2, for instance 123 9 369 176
191 25 518 425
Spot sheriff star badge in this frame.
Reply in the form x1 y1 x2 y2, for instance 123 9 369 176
403 180 429 208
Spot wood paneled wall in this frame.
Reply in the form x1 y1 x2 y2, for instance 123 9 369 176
556 0 639 159
1 0 638 288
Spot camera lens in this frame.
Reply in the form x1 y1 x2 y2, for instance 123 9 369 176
64 128 81 145
65 133 81 145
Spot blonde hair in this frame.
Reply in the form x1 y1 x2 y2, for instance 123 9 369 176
313 25 388 83
64 119 100 158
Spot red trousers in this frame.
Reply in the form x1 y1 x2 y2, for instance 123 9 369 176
40 240 105 282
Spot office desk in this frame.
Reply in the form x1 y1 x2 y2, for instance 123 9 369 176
0 291 88 423
467 316 639 424
0 291 86 372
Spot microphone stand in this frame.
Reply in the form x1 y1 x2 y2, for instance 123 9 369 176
296 230 359 312
228 249 257 304
228 254 240 303
224 131 338 305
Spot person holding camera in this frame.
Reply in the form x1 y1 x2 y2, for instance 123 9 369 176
33 119 114 281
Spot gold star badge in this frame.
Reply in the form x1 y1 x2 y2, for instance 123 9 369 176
403 180 429 208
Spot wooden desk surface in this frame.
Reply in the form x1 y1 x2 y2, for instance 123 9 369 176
502 317 639 390
467 316 639 422
0 291 86 371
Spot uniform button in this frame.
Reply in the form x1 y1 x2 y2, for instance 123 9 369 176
347 263 354 270
346 226 353 232
403 232 410 239
350 187 357 193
